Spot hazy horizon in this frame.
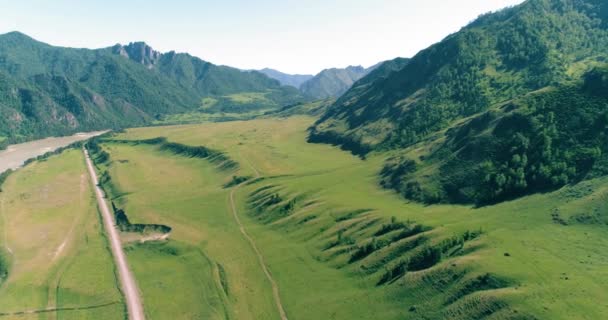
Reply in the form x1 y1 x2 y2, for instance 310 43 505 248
2 0 524 74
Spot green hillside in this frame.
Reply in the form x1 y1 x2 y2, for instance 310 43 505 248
310 0 608 204
0 32 304 144
311 0 608 156
381 66 608 205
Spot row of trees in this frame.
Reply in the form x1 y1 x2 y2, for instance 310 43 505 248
377 230 482 285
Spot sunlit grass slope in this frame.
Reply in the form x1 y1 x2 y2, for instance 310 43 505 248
107 116 608 319
0 149 124 319
93 143 279 320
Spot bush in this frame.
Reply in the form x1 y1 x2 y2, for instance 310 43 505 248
374 216 407 236
0 170 13 192
349 238 389 263
223 175 251 188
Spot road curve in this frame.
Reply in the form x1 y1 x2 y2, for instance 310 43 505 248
84 148 145 320
229 154 288 320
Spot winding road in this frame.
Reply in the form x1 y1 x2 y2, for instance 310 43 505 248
229 153 288 320
84 149 145 320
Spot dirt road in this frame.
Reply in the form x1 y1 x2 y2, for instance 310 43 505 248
84 148 145 320
229 154 288 320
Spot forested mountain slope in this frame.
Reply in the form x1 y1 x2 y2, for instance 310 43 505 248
0 32 304 145
381 66 608 205
310 0 608 155
309 0 608 204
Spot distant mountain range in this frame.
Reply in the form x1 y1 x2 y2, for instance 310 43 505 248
0 32 305 144
258 68 313 88
0 31 399 146
259 64 385 99
299 65 374 99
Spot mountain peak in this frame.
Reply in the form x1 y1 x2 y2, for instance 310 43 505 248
0 31 40 44
258 68 314 88
2 31 29 38
112 41 161 67
344 65 365 71
299 64 378 99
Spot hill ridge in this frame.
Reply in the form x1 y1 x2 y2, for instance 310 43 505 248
0 32 305 145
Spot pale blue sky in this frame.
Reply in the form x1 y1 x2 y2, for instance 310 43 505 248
1 0 524 74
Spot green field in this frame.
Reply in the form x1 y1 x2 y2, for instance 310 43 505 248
88 116 607 319
152 109 269 126
93 143 278 320
0 149 124 319
150 92 285 125
0 116 605 319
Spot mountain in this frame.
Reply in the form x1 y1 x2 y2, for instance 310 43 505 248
258 68 313 88
381 68 608 205
111 42 161 68
310 0 608 204
260 63 397 100
0 32 305 144
300 65 377 99
113 45 302 99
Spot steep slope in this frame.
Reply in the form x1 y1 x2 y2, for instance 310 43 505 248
0 32 304 144
258 68 313 88
348 58 410 89
300 65 375 99
381 66 608 205
110 43 302 101
0 33 183 141
310 0 608 155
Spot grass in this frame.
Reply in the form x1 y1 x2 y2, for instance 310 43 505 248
124 241 228 320
0 149 124 319
201 97 219 109
106 116 608 319
152 110 269 126
224 92 270 104
152 91 286 126
93 143 278 320
199 92 270 109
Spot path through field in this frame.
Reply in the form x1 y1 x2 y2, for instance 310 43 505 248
229 153 288 320
0 302 121 317
84 148 145 320
0 198 11 256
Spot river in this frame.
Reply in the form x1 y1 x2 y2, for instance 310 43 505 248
0 131 108 172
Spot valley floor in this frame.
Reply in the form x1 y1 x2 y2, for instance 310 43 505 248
0 115 606 319
102 116 607 319
0 150 124 319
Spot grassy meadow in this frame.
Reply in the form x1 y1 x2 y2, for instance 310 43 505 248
0 149 124 319
0 115 603 319
93 143 279 320
99 116 608 319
